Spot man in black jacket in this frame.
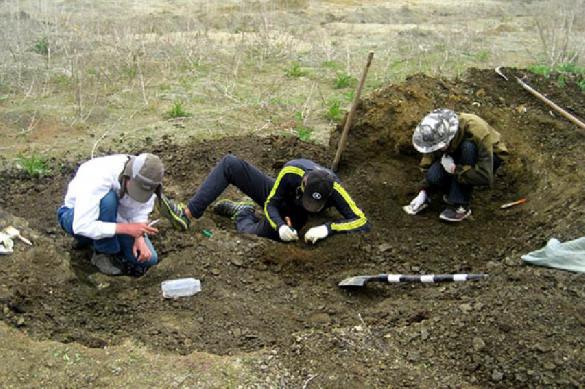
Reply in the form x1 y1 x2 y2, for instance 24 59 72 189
159 154 369 244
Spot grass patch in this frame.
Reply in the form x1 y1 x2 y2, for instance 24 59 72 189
578 79 585 92
32 36 49 55
334 72 355 89
322 60 341 70
16 154 51 177
166 101 190 119
295 126 313 141
285 62 308 78
325 99 343 121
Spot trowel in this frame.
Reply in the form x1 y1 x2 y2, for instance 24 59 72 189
338 273 488 288
2 226 32 246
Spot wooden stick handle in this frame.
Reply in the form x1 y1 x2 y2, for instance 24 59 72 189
331 52 374 172
515 77 585 132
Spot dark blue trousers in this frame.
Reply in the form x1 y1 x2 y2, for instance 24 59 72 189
425 140 499 206
187 155 281 240
57 190 158 273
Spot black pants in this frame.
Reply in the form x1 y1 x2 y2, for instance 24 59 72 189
187 154 281 240
426 140 501 206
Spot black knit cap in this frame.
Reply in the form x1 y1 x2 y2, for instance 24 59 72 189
302 169 334 213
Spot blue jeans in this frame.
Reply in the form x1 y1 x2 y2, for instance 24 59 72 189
57 190 158 273
425 140 500 206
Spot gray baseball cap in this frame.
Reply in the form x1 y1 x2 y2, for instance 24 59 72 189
412 108 459 153
124 153 164 202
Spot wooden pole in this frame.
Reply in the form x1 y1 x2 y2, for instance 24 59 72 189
515 77 585 132
331 51 374 172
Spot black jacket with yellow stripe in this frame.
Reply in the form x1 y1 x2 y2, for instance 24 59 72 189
264 159 370 235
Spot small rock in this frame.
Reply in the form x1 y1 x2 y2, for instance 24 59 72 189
459 303 472 313
16 317 25 327
230 258 243 267
210 268 220 276
420 328 429 340
411 266 420 272
491 370 504 382
472 337 485 351
378 243 392 253
407 351 420 362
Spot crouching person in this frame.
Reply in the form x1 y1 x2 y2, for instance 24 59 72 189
405 108 508 222
57 153 163 276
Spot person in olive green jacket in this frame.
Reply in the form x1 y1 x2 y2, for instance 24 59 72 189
403 108 508 222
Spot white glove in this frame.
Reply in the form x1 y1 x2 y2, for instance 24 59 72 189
279 225 299 242
410 190 427 210
304 225 329 244
440 154 456 174
403 190 428 215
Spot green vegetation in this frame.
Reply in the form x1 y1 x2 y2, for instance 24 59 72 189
528 62 585 78
578 79 585 92
325 99 343 121
285 62 308 78
557 75 566 88
16 154 51 177
293 111 312 141
322 60 341 70
32 36 49 55
295 126 312 141
334 72 355 89
528 64 552 77
166 101 190 119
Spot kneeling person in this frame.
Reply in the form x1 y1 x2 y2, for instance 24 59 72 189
57 153 163 275
160 155 370 243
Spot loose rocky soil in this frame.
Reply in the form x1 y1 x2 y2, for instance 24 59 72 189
1 68 584 387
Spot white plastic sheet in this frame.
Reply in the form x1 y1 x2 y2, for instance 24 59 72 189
521 237 585 273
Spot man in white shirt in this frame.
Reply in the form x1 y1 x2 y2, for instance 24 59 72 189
57 153 163 276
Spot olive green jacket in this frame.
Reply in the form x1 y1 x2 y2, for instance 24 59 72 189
420 113 508 187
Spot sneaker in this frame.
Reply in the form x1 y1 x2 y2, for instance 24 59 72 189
91 252 124 276
158 194 190 231
213 199 255 219
439 206 471 222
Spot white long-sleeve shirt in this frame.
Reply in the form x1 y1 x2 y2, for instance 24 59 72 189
63 155 155 240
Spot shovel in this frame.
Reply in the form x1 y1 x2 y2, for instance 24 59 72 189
338 273 488 288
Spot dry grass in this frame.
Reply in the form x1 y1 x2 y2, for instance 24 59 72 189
0 0 583 162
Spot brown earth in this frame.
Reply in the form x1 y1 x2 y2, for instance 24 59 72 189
1 68 584 387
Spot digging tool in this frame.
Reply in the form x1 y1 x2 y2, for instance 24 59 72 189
500 197 527 209
2 226 32 246
331 52 374 172
338 273 487 288
495 67 585 132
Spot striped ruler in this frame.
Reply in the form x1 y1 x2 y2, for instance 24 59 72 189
386 274 487 283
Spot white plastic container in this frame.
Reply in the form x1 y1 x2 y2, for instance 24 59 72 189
161 278 201 298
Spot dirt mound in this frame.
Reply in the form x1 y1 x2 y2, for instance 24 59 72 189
1 68 584 387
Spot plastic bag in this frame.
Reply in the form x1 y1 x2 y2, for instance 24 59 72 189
521 237 585 273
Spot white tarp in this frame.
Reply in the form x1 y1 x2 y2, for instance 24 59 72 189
522 237 585 273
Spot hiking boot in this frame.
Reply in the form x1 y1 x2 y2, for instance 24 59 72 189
158 194 190 231
91 252 124 276
213 199 255 219
439 206 471 222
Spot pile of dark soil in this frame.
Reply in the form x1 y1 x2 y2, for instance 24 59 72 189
1 68 584 387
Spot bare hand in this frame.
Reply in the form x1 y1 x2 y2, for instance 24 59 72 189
117 223 159 238
133 237 152 262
